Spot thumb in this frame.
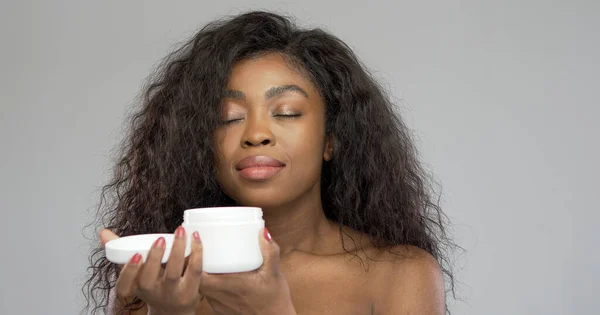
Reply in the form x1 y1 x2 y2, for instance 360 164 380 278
99 228 119 248
258 227 280 273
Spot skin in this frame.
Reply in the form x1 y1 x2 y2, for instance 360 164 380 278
101 53 445 315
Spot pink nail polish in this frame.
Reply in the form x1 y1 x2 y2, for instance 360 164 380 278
193 231 200 241
264 228 272 242
175 226 185 238
130 253 142 265
154 237 166 248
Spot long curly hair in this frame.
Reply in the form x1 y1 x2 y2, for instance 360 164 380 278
82 10 457 314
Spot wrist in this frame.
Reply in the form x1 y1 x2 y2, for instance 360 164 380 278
148 310 196 315
266 280 296 315
147 306 195 315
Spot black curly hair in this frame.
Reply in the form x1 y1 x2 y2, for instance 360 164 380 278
82 10 457 314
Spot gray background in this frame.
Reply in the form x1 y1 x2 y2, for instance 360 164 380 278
1 0 598 314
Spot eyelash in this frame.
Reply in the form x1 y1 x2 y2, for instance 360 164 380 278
221 118 243 125
221 114 302 125
274 113 302 119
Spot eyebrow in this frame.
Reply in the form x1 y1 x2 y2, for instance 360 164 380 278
223 84 310 101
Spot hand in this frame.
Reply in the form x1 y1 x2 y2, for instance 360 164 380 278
199 228 296 315
100 227 204 315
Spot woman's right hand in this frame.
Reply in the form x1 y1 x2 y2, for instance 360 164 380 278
100 226 204 315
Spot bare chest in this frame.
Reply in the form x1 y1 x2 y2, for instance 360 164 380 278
282 254 376 315
287 277 373 314
195 254 378 315
194 279 372 315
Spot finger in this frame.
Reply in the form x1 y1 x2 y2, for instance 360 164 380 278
182 231 204 293
258 227 280 274
164 226 187 282
138 236 166 290
100 229 119 248
115 253 142 299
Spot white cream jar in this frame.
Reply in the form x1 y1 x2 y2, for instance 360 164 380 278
182 207 264 274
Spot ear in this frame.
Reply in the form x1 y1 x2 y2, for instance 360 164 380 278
323 134 334 161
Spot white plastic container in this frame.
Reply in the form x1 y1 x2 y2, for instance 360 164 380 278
182 207 264 274
105 233 178 264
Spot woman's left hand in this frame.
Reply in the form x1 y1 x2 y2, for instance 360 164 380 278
198 228 296 315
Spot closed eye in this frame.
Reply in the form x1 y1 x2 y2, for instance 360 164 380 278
273 114 302 119
221 118 244 125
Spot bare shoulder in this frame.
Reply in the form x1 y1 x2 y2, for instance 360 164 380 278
312 225 446 314
368 245 446 315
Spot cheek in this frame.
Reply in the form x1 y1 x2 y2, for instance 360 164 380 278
212 131 236 170
283 126 325 166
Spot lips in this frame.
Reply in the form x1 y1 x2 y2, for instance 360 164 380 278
235 155 286 180
236 155 285 170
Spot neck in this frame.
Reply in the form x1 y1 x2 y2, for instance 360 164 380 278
260 186 338 256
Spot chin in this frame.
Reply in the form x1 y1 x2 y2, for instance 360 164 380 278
227 187 296 209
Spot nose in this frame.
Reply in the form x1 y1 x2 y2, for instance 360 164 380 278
241 115 275 148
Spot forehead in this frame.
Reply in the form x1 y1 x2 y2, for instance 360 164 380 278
228 53 320 98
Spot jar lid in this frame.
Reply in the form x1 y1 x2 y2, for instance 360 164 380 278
104 233 190 264
183 207 263 223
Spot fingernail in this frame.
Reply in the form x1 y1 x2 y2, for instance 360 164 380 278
130 253 142 265
175 226 185 238
154 237 166 248
192 231 200 241
264 228 272 242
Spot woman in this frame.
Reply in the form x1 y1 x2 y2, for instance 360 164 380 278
84 10 456 315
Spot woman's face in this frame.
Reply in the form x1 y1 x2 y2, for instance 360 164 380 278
213 53 332 208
